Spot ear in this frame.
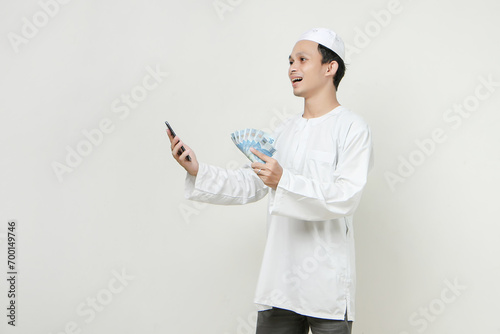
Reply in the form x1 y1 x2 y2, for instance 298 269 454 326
325 61 338 78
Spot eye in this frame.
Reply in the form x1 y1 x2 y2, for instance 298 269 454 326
289 60 294 65
300 57 306 62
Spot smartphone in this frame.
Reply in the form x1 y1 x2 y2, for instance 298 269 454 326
165 121 191 161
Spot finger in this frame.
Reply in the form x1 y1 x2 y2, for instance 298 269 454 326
255 168 266 175
251 162 266 169
166 132 177 146
182 142 192 151
170 136 180 151
250 147 270 162
179 148 191 162
172 140 184 158
166 129 175 142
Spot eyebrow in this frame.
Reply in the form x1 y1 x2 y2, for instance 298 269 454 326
289 52 309 60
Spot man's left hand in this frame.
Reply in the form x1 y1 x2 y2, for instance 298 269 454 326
250 147 283 190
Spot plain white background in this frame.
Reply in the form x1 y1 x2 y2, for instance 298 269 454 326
1 0 499 333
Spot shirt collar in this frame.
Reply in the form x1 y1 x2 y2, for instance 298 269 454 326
297 105 344 126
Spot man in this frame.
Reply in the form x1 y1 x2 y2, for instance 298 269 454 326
167 28 373 334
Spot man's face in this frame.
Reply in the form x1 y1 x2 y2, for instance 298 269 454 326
288 40 333 98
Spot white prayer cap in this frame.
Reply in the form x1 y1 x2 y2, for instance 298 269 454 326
297 28 345 63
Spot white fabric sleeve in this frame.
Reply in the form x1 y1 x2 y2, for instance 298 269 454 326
185 162 270 205
269 122 373 221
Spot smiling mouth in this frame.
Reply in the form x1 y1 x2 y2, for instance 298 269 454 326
292 78 303 83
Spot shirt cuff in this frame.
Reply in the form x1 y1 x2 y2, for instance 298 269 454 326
269 168 291 215
184 162 206 199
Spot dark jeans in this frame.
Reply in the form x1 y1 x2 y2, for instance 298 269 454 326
256 307 352 334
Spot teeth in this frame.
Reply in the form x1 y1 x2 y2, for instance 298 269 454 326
292 78 302 82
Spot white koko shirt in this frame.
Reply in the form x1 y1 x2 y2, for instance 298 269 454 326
184 106 373 320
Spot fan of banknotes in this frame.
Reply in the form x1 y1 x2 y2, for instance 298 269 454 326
230 128 276 163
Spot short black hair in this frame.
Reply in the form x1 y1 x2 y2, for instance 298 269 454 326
317 44 345 91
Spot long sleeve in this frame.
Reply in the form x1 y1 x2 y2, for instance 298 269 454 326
185 162 270 205
269 120 373 221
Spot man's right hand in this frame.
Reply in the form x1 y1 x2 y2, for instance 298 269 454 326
167 129 199 176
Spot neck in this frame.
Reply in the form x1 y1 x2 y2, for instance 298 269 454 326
302 86 340 119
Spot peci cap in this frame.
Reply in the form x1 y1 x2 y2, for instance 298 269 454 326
297 28 345 63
